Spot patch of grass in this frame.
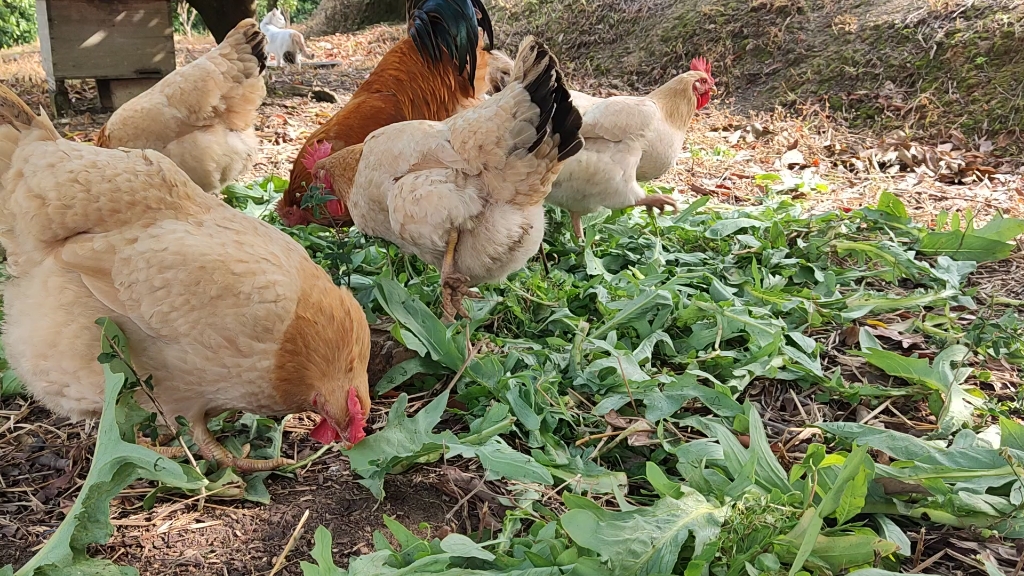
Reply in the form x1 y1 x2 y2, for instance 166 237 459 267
492 0 1024 147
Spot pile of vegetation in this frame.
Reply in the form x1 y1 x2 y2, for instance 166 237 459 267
490 0 1024 145
4 168 1024 574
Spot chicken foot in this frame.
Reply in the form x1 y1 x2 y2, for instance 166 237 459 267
190 415 295 472
440 228 480 322
635 194 678 217
138 430 188 459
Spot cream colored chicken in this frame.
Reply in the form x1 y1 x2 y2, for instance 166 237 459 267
484 48 513 95
95 19 267 195
547 57 716 238
311 37 583 321
0 85 370 472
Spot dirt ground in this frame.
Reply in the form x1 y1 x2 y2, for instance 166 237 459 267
1 21 1023 575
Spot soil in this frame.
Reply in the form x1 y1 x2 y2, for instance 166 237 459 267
1 8 1023 575
0 400 458 575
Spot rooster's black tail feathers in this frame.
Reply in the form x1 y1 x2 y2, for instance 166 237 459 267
407 0 494 89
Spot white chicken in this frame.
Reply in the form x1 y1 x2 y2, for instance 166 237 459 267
310 36 583 321
95 19 268 195
546 57 716 238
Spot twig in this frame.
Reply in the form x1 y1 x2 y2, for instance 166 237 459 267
1012 546 1024 576
103 332 207 505
911 527 928 571
279 443 333 474
615 356 639 414
857 398 892 424
788 388 809 423
444 338 485 395
574 430 621 447
269 509 311 576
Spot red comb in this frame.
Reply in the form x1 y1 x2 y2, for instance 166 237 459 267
690 56 712 76
301 141 333 172
346 387 367 445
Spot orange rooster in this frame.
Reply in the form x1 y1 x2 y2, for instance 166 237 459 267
277 0 494 228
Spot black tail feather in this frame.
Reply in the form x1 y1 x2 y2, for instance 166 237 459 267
518 39 583 162
407 0 493 89
242 24 268 74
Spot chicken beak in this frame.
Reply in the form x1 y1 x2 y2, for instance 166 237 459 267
710 86 719 96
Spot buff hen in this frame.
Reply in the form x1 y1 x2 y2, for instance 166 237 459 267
310 36 583 321
0 84 369 472
95 19 268 195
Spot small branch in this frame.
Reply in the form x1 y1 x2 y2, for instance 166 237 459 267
269 509 311 576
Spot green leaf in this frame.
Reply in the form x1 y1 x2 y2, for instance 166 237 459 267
463 437 554 485
645 462 683 499
873 515 912 556
345 392 456 499
835 464 871 524
439 533 496 561
300 526 344 576
877 191 909 219
374 356 445 395
974 215 1024 242
0 369 23 398
918 231 1017 262
560 488 724 576
999 417 1024 451
704 218 768 239
15 318 205 576
374 278 464 371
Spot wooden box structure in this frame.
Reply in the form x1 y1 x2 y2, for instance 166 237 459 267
35 0 176 113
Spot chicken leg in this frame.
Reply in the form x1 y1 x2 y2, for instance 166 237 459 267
440 228 478 322
190 414 294 472
570 211 584 241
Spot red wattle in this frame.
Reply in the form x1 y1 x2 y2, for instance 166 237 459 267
309 417 341 444
346 388 367 445
325 198 346 217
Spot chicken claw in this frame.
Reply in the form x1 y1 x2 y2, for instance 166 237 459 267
142 442 187 459
138 430 187 459
191 417 294 472
439 227 477 322
635 194 678 217
441 272 474 322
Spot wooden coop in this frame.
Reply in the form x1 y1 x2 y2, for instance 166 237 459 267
35 0 176 114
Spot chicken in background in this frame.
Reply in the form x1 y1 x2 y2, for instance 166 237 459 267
94 19 267 195
546 57 716 239
309 36 583 321
277 0 495 228
485 48 513 95
0 85 370 472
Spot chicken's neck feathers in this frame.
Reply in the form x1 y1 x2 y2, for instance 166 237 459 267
648 74 700 134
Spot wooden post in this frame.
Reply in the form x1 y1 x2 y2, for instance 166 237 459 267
35 0 176 113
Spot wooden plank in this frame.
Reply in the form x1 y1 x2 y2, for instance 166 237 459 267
42 0 175 80
35 1 56 89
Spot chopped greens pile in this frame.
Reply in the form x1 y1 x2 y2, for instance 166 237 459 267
5 175 1023 576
